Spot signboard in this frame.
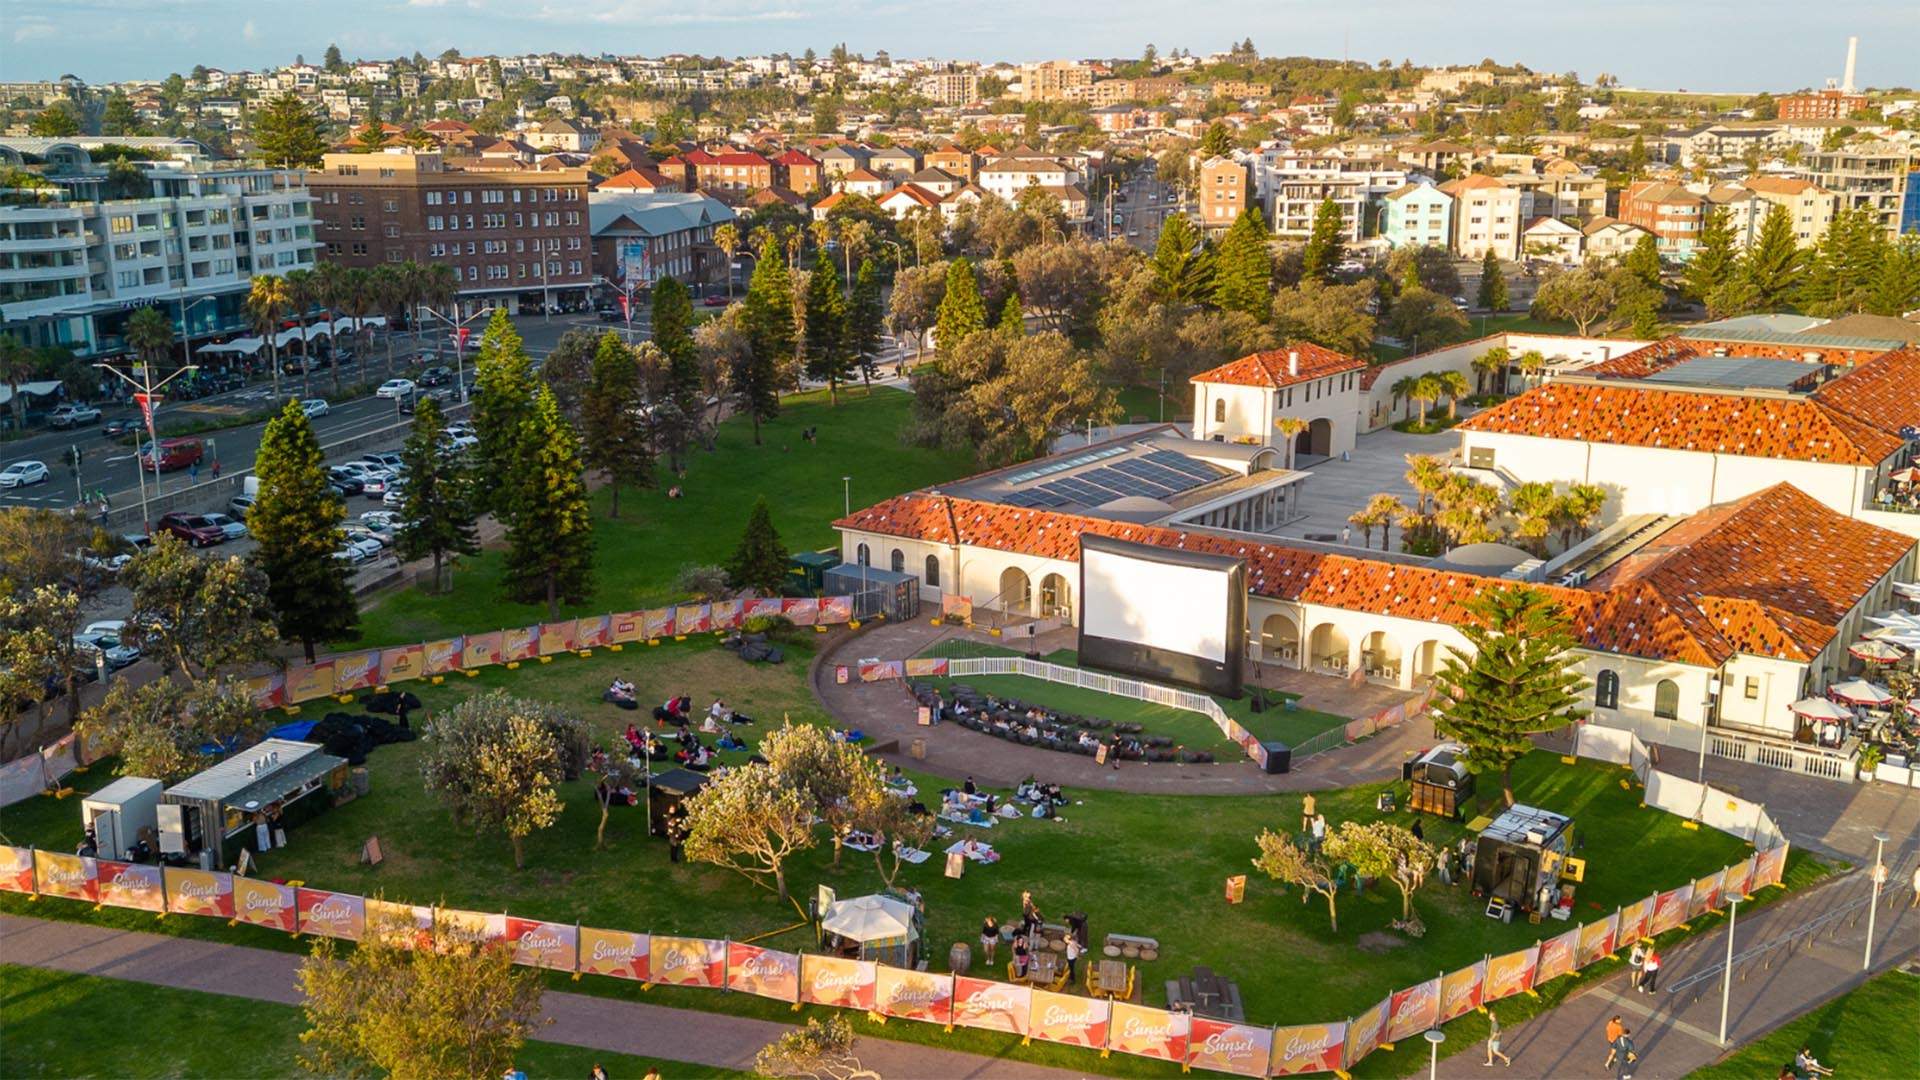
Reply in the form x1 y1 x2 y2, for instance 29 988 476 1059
874 966 953 1024
743 597 782 621
1438 960 1485 1023
242 673 286 709
1269 1022 1347 1077
575 615 610 649
1343 996 1391 1068
538 620 575 656
1027 989 1110 1049
366 899 434 947
709 600 743 630
1483 946 1538 1003
642 608 675 640
1649 883 1694 937
609 612 646 644
726 942 801 1002
423 637 464 675
903 658 950 678
0 845 37 893
506 917 577 971
801 954 878 1010
33 850 97 903
1107 1003 1190 1063
297 888 366 940
334 650 380 692
96 860 165 912
782 598 819 626
1722 856 1755 900
1224 874 1247 904
1577 913 1620 969
618 239 653 285
1535 927 1579 986
461 631 502 669
579 928 650 981
1754 843 1789 889
648 935 724 987
1383 977 1440 1044
674 604 711 634
162 867 234 918
286 660 337 703
501 626 537 662
1185 1016 1273 1077
950 977 1031 1036
1689 869 1725 918
941 594 973 621
379 644 425 684
820 596 853 624
233 878 297 931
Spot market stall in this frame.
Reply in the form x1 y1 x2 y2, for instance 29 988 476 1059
158 739 348 869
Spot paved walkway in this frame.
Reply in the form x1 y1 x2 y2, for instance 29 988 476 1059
0 914 1087 1080
810 616 1434 795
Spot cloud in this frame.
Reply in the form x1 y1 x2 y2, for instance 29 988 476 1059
12 16 57 42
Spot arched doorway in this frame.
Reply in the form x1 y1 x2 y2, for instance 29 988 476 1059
1039 572 1071 619
1361 631 1403 683
1260 613 1300 666
1308 418 1334 457
998 567 1033 616
1412 640 1442 682
1308 624 1350 674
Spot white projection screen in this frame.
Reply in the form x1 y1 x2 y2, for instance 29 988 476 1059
1077 534 1245 696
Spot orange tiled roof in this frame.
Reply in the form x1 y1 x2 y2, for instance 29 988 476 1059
1812 346 1920 436
1190 344 1367 388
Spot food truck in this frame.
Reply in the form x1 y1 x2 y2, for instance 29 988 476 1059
158 738 348 869
1471 804 1574 918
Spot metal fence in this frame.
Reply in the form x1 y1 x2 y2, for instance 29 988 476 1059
1588 712 1858 786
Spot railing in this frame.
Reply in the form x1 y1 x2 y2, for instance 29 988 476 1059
1590 713 1857 785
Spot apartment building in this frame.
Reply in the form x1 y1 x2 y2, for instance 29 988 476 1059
1503 160 1606 221
1807 142 1915 236
917 70 980 106
925 145 978 183
1257 152 1408 243
1438 174 1523 260
1616 181 1705 254
1705 177 1837 248
773 149 822 195
1380 182 1453 250
1779 89 1867 121
978 156 1080 202
308 150 591 316
1196 156 1251 231
696 151 773 194
1017 60 1093 102
588 191 733 289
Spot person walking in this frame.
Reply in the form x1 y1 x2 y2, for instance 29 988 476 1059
1627 940 1647 990
210 458 222 479
981 915 999 965
1064 929 1083 985
1640 947 1662 994
1483 1010 1511 1068
189 460 199 483
1611 1027 1637 1080
1603 1015 1625 1069
1909 862 1920 907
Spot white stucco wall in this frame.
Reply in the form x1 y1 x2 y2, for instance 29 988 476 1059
1360 334 1651 432
1192 383 1270 444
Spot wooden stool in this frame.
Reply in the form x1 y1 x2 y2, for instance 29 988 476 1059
1103 945 1121 957
1122 944 1140 958
1140 948 1158 961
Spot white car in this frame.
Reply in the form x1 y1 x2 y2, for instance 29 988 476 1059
202 511 248 541
440 431 479 451
0 460 49 488
360 510 403 529
341 523 390 548
342 534 384 560
383 484 408 507
301 398 331 418
375 379 417 399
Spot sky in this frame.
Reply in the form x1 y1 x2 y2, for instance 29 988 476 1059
4 0 1917 93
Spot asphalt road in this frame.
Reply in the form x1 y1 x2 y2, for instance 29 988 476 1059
1098 167 1183 251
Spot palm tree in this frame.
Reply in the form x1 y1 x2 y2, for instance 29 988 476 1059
1363 493 1408 551
0 335 39 433
713 223 740 300
396 259 428 354
1437 370 1471 420
1389 374 1418 421
1508 481 1560 556
311 261 346 395
1472 345 1510 397
1434 474 1503 549
244 276 290 399
1404 453 1450 516
1517 349 1547 389
370 264 404 378
1555 484 1608 549
809 218 834 256
1347 503 1384 548
1408 374 1443 426
838 218 872 295
284 268 317 390
1273 416 1309 469
124 305 174 368
340 268 374 388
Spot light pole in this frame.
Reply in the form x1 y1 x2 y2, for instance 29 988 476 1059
1865 831 1889 970
1717 896 1738 1045
536 260 552 324
95 357 198 532
842 475 851 518
421 305 486 404
175 292 218 372
1423 1027 1444 1080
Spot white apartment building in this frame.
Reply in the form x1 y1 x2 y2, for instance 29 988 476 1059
978 157 1080 202
1439 174 1524 260
1704 177 1838 249
1253 151 1408 242
1380 182 1452 249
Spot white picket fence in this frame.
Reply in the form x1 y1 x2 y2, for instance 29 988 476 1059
1590 712 1859 786
945 656 1239 740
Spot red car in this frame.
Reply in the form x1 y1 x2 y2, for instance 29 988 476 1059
702 295 729 307
140 437 204 473
155 512 226 547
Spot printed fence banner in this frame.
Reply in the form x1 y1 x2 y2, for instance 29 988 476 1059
0 845 38 893
1438 960 1486 1023
1484 946 1539 1003
296 888 366 939
859 660 905 682
1649 883 1694 936
286 661 336 703
1344 995 1391 1067
505 917 577 971
233 878 296 931
0 754 49 808
950 977 1031 1036
874 965 953 1024
1185 1017 1272 1077
380 644 425 684
1722 856 1756 900
96 860 165 912
726 942 800 1002
709 599 743 630
366 899 434 947
642 608 675 640
1028 989 1110 1049
423 637 463 675
941 594 973 621
610 612 646 644
801 954 877 1010
1689 869 1725 918
820 596 853 624
334 650 380 692
1107 1003 1190 1063
33 851 97 903
649 935 724 987
539 620 576 656
501 626 538 662
743 597 783 621
243 672 286 709
436 909 507 944
782 598 820 626
1616 896 1652 947
579 928 649 981
1535 927 1579 986
575 616 610 649
461 631 502 668
162 868 234 918
1383 977 1441 1044
904 657 950 678
1577 913 1620 968
1754 843 1789 889
675 604 711 634
1270 1022 1347 1077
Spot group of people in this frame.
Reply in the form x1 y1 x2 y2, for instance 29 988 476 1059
914 683 1185 765
981 890 1087 985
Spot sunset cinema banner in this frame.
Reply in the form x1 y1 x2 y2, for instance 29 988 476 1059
1722 856 1755 900
648 935 724 987
1344 995 1391 1066
1534 927 1579 985
575 615 610 648
1438 960 1485 1023
333 650 380 691
1483 946 1538 1003
726 942 800 1002
1577 913 1620 968
1027 989 1110 1049
379 644 425 684
609 612 645 644
1649 883 1694 936
162 867 234 918
1383 977 1440 1044
296 888 365 939
0 845 36 893
538 620 576 656
33 851 97 903
1689 869 1725 918
578 928 649 981
950 977 1031 1036
96 860 164 911
674 604 711 634
1269 1022 1347 1077
874 965 953 1024
1107 1003 1190 1063
423 637 463 674
505 917 577 971
461 631 502 668
1616 897 1652 947
501 626 537 662
801 955 878 1010
1184 1017 1273 1077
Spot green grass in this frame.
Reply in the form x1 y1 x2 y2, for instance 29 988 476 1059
1391 415 1462 435
0 963 746 1079
353 386 974 646
1115 385 1182 425
1474 313 1578 337
1689 970 1920 1080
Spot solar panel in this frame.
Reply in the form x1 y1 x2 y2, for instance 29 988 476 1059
1146 450 1225 482
1084 466 1177 497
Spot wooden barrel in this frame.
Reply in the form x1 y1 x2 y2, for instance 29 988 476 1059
949 942 972 973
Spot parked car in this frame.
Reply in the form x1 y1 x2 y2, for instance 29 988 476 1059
326 466 367 495
359 472 393 496
342 523 389 549
418 366 453 387
702 295 728 307
596 306 621 322
383 483 408 507
121 532 153 553
48 403 102 428
332 545 366 566
398 387 450 413
358 452 406 472
360 510 403 529
139 437 204 473
156 512 226 547
74 620 140 670
301 398 331 418
376 378 417 399
75 547 132 575
440 430 479 451
340 533 384 560
226 494 256 520
102 417 140 438
202 511 248 542
0 460 49 488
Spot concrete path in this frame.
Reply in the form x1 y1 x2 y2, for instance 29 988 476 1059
0 914 1088 1080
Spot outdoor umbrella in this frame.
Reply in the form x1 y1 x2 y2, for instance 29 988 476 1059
1828 680 1894 707
1866 612 1920 630
1790 697 1853 721
1888 467 1920 485
1849 639 1909 663
1893 582 1920 601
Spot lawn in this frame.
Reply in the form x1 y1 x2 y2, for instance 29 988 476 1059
1689 970 1919 1080
1115 384 1182 425
353 385 975 646
0 963 747 1080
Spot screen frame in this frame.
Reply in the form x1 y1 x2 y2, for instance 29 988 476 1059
1076 533 1245 697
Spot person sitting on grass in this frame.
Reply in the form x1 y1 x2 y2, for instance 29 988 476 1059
717 731 747 752
1793 1047 1834 1079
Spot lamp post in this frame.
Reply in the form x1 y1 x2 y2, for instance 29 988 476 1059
175 292 218 372
95 356 199 532
1865 831 1889 970
421 305 486 404
1717 896 1739 1045
1423 1028 1445 1080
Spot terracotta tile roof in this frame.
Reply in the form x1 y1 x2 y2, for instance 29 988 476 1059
880 183 942 209
1190 344 1367 389
1812 346 1920 435
774 149 819 166
712 151 770 166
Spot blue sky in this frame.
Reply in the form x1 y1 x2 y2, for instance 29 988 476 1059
5 0 1916 93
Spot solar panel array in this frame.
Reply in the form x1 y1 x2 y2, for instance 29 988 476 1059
998 448 1228 509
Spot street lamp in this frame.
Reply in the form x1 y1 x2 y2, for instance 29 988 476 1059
1865 831 1889 970
420 305 486 404
1718 896 1739 1045
95 356 199 531
1423 1027 1445 1080
176 293 219 371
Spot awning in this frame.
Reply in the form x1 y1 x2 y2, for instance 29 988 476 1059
1790 697 1852 721
1849 639 1909 663
1828 680 1893 707
821 893 916 942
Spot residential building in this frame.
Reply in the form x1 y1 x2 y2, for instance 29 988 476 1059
696 151 773 194
1189 344 1368 461
1196 156 1251 231
773 149 822 195
906 167 963 197
1581 217 1653 262
978 156 1078 203
520 118 597 153
926 145 978 183
588 191 734 290
596 165 680 194
917 69 980 106
1439 174 1524 260
1807 142 1914 236
876 183 944 220
1503 159 1606 221
1779 89 1868 121
1016 60 1093 102
1380 182 1452 250
838 168 893 198
308 150 591 316
1394 140 1472 175
1521 216 1583 264
819 144 874 179
871 146 923 176
1706 177 1836 248
1617 181 1705 254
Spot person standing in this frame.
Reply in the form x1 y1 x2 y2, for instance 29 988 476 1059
1309 813 1327 854
1483 1010 1511 1068
1603 1015 1624 1069
1627 940 1647 990
1640 948 1661 994
1012 934 1031 980
1301 793 1317 831
1064 929 1083 984
1910 862 1920 908
981 915 999 965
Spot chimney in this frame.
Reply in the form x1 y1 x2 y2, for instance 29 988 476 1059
1843 36 1858 93
1288 350 1299 377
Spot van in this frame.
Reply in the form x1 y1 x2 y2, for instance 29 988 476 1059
140 437 204 473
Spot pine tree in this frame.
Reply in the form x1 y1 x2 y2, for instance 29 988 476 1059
803 254 851 404
323 43 345 73
1799 206 1886 316
1150 213 1216 303
395 397 479 593
501 386 594 617
1741 203 1805 308
725 497 788 595
469 308 536 512
934 258 987 351
1430 585 1588 806
249 401 357 660
997 291 1026 337
1866 235 1920 316
1475 249 1508 311
1299 199 1348 284
254 93 329 168
1214 206 1273 320
580 332 654 518
1683 207 1738 302
1199 122 1233 158
650 275 697 378
847 258 885 387
1623 233 1663 291
737 237 791 444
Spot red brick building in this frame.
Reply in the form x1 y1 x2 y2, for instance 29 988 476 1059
1778 90 1867 121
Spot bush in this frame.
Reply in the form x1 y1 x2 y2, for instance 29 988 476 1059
743 613 794 636
673 564 731 601
1391 416 1460 435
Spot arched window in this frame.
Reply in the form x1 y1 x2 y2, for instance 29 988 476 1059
1654 679 1680 720
889 549 905 574
1595 669 1620 710
856 543 870 567
924 555 940 587
1213 399 1226 423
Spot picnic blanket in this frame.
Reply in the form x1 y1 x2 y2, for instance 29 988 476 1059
893 843 932 864
945 840 1001 863
996 803 1022 818
940 809 996 828
886 782 918 798
843 832 881 853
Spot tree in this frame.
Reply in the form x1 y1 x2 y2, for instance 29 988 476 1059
395 398 479 592
1623 233 1663 292
1199 121 1233 158
1867 235 1920 317
1436 370 1470 420
802 254 852 403
737 237 792 443
578 332 655 519
760 720 885 867
934 257 988 350
0 595 57 759
250 400 357 660
78 676 259 783
469 309 537 512
1531 266 1617 336
323 43 346 73
245 274 291 397
1252 828 1340 931
754 1015 877 1080
1472 345 1510 397
726 497 787 595
846 258 885 387
29 102 81 137
1269 280 1378 359
297 913 546 1080
1386 286 1472 352
887 262 945 358
1406 373 1443 425
1215 207 1274 320
1799 205 1885 316
1430 585 1589 806
1325 821 1435 926
682 760 816 901
1273 417 1309 469
254 92 329 168
714 223 741 299
950 332 1117 466
123 534 276 680
1299 199 1349 284
1476 250 1508 311
1150 214 1215 303
1384 245 1461 297
419 691 569 868
587 745 642 851
1683 207 1738 303
501 387 593 617
124 305 174 367
537 329 595 427
1742 203 1805 308
101 94 142 136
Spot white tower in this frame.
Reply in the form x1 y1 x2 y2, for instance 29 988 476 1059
1842 36 1858 93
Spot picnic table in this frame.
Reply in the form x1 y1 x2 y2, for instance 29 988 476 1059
1165 965 1244 1021
1091 958 1134 1000
1027 949 1062 987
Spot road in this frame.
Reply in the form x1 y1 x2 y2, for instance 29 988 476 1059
1098 165 1183 252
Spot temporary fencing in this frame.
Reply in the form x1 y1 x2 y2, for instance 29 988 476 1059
1572 723 1785 848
